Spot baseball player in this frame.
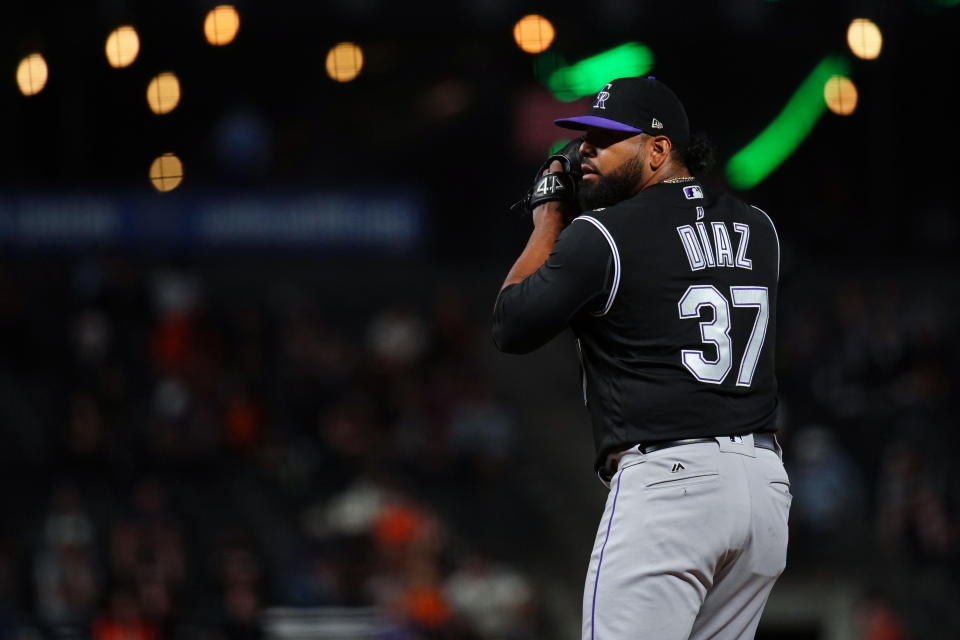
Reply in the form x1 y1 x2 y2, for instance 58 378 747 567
493 77 790 639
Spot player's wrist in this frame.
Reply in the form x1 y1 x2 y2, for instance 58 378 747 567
531 201 570 230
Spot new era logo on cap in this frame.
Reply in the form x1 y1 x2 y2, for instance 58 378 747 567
651 118 663 129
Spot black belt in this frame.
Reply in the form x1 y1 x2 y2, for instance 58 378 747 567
601 432 781 482
640 432 779 455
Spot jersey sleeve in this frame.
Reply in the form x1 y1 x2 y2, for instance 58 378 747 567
749 204 780 281
492 217 613 354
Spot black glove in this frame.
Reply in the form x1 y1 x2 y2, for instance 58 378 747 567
511 138 583 215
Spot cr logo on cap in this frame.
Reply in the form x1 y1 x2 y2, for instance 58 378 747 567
593 84 612 110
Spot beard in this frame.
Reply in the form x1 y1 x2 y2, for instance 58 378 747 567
578 153 644 211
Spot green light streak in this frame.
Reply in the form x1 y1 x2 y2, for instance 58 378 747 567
546 43 654 102
532 51 568 85
726 55 851 190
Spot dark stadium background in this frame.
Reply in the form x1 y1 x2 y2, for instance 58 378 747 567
1 1 958 639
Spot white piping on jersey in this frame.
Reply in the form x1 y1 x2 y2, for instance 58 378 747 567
750 205 780 281
575 338 588 405
574 215 621 316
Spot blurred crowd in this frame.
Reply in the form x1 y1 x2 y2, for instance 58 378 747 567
0 255 958 639
776 270 960 638
0 257 538 640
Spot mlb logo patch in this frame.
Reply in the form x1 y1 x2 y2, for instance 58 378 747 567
682 185 703 200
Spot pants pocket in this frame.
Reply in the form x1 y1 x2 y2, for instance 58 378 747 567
748 480 791 577
645 471 720 490
640 446 720 491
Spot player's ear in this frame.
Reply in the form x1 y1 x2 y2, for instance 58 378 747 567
646 135 672 171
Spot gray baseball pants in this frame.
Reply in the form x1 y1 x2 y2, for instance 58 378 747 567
582 434 791 640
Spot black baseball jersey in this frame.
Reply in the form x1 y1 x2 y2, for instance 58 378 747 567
493 180 779 470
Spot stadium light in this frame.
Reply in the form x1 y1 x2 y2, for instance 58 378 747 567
150 153 183 191
146 72 181 115
105 26 140 68
205 5 240 46
726 55 851 190
545 42 654 102
847 19 882 60
17 53 48 96
326 42 363 82
513 14 555 54
824 76 858 115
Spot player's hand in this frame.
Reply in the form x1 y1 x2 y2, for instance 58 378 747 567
542 159 564 177
511 139 583 218
532 161 573 229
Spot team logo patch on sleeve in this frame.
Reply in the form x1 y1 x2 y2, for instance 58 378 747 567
683 185 704 200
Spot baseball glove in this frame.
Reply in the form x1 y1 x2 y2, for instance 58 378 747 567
511 138 584 215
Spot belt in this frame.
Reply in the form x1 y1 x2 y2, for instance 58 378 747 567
640 432 779 455
601 432 781 482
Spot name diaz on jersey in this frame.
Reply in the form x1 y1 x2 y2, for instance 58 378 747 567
676 220 752 272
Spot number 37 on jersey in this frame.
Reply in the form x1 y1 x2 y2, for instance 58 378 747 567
678 285 769 388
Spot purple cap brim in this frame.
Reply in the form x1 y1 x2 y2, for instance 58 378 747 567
553 115 643 133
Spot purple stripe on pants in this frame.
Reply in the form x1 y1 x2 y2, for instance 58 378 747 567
591 470 622 640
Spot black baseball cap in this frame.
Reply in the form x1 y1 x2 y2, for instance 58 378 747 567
554 76 690 146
